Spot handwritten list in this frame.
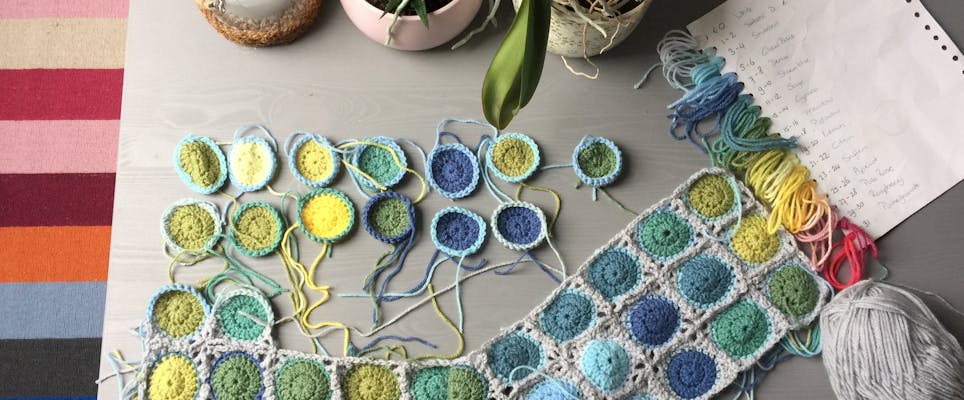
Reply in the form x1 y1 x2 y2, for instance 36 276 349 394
688 0 964 238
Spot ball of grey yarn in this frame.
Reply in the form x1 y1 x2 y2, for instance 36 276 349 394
820 280 964 400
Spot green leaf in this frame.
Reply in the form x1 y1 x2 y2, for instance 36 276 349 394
413 0 429 28
381 0 403 18
481 0 551 130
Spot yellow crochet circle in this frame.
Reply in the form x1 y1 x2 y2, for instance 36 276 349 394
301 193 352 241
231 141 272 187
234 205 280 253
688 174 735 218
344 364 400 400
153 290 205 338
168 204 217 252
148 354 199 400
491 137 535 178
179 140 222 188
296 139 335 183
731 215 780 264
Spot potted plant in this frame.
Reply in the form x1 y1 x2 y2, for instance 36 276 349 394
342 0 483 50
482 0 653 129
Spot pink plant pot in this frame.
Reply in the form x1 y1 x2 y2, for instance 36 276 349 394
341 0 482 50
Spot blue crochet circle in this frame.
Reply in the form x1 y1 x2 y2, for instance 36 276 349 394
486 332 544 383
431 207 486 258
526 379 581 400
486 132 541 183
427 143 479 199
580 339 630 392
538 290 595 343
587 247 642 301
173 135 228 195
352 136 408 189
666 349 717 399
626 295 680 348
287 134 339 188
571 136 622 188
362 192 415 245
491 202 547 251
677 255 734 309
228 136 277 193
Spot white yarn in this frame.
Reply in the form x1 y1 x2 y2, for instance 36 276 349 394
820 280 964 400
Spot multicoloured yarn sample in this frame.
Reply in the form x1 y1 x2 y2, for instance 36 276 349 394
174 135 228 194
135 168 829 400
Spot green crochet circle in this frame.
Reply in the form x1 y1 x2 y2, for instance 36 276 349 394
359 145 402 187
230 202 283 257
410 367 448 400
216 294 269 341
370 197 410 238
636 210 693 260
711 301 771 359
577 142 617 178
688 174 734 218
211 354 263 400
275 359 331 400
447 367 486 400
768 265 819 318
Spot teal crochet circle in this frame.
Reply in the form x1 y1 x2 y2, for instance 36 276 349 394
213 289 273 342
676 255 734 309
411 367 448 400
538 290 595 343
587 246 642 301
580 339 630 392
486 332 544 383
711 300 771 359
526 379 581 400
636 210 694 260
352 136 407 189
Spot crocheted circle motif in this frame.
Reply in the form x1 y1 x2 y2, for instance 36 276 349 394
636 210 694 260
362 192 415 244
486 331 544 383
767 264 819 318
353 137 408 189
343 364 400 400
213 289 273 342
686 174 735 219
625 294 680 348
538 290 595 342
298 188 355 244
431 207 486 258
491 201 547 252
229 136 277 192
410 367 448 400
446 366 487 400
572 136 622 188
730 215 780 264
427 143 479 199
149 285 209 339
526 379 582 400
148 353 200 400
174 135 227 194
580 339 630 392
210 352 264 400
587 246 643 301
289 135 339 188
487 133 540 183
666 349 717 399
676 255 735 309
275 359 331 400
229 202 284 257
710 300 771 359
161 199 221 254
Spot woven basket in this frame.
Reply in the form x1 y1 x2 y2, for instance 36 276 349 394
512 0 652 57
195 0 323 47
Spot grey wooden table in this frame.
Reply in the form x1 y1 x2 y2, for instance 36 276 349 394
98 0 964 398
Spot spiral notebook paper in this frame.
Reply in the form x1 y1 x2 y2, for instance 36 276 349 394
686 0 964 239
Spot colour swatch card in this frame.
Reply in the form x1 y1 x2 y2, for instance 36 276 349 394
687 0 964 238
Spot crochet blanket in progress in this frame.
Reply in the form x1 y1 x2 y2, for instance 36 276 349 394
138 168 829 400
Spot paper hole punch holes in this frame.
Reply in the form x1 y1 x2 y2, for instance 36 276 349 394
162 199 223 255
572 136 622 188
431 207 486 258
491 201 548 252
287 132 340 188
351 137 409 189
213 288 274 342
229 202 284 257
147 353 200 400
174 135 228 194
343 364 400 400
147 284 210 339
275 359 332 400
362 192 415 244
210 352 265 400
487 132 541 183
297 188 355 244
427 143 480 199
228 125 278 193
410 366 488 400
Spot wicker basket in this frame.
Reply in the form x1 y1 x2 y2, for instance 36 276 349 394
195 0 323 47
513 0 653 57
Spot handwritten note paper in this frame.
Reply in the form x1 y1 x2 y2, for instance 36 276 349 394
687 0 964 238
